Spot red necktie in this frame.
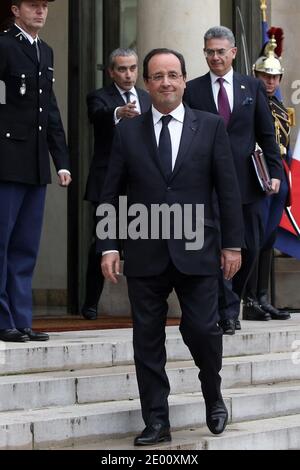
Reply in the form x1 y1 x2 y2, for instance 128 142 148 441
218 78 231 127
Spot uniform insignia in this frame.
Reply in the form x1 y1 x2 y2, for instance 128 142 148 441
19 74 26 96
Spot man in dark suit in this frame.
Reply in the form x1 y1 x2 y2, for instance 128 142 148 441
0 0 71 342
82 48 151 320
99 48 243 444
184 26 283 334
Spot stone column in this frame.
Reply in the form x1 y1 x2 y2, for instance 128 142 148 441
137 0 220 82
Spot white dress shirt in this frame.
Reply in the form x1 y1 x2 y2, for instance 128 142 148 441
210 68 234 112
15 24 39 44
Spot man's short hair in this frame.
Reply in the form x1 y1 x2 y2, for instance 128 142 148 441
143 48 187 80
11 1 55 8
204 26 236 47
109 48 138 70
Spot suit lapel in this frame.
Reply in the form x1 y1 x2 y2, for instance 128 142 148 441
138 90 150 113
108 84 126 107
228 72 248 128
141 110 167 179
12 26 39 66
202 73 218 114
171 106 198 181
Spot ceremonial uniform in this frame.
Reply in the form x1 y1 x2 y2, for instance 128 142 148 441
0 24 70 338
243 31 292 320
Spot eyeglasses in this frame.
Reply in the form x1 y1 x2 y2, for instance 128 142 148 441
204 48 234 58
147 72 183 82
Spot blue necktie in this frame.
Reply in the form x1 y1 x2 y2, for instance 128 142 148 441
158 115 173 180
124 91 131 103
32 40 40 62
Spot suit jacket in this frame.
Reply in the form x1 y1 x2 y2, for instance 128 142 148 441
184 72 283 204
97 106 244 277
0 26 69 185
84 83 151 202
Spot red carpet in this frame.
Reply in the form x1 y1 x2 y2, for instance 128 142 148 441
32 315 181 332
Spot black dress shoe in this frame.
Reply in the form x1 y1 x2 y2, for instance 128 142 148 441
259 302 291 320
219 319 235 335
81 305 97 320
235 319 241 330
0 328 29 342
134 424 171 446
18 328 49 341
242 298 271 321
206 399 228 435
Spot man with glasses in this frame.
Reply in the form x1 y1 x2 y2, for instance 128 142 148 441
184 26 283 334
99 48 243 444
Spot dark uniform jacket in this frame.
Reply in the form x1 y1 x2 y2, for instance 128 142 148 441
184 72 283 204
0 25 69 185
84 84 151 202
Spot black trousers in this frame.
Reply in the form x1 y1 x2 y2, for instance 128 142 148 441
83 204 105 309
127 262 222 427
219 199 265 320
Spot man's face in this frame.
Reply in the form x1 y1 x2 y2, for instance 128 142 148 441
144 53 186 114
204 38 237 76
12 1 49 34
109 55 138 91
256 72 281 97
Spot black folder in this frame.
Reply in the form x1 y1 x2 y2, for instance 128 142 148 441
251 147 272 194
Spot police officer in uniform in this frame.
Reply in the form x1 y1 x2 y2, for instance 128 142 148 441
0 0 71 342
243 32 293 320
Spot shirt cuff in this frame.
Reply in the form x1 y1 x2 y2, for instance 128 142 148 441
114 107 121 124
58 169 71 176
102 250 119 256
224 248 242 252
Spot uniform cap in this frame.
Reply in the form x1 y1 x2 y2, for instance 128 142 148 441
253 27 284 76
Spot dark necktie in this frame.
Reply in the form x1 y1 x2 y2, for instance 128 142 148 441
158 115 173 180
32 40 40 62
217 77 231 127
124 91 131 103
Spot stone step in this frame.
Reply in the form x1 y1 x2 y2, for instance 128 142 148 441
1 382 300 449
0 353 299 412
1 320 300 375
68 414 300 450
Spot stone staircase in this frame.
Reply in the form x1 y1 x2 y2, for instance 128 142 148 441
0 317 300 450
